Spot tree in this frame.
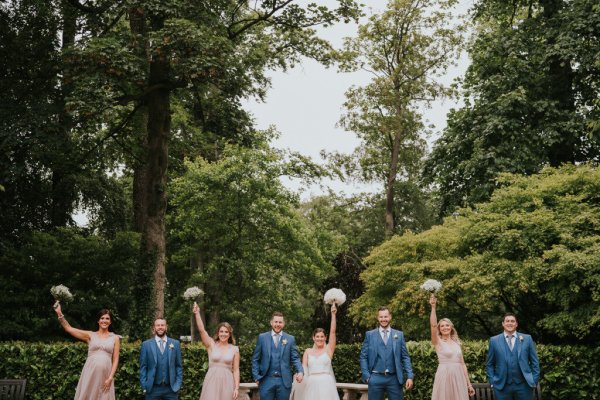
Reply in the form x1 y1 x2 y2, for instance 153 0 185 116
424 0 600 217
351 164 600 344
332 0 464 236
167 142 338 341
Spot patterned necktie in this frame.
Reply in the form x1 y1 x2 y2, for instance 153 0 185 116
274 333 280 348
508 335 514 351
383 329 389 345
160 339 165 354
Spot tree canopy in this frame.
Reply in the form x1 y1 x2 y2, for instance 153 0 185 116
351 164 600 344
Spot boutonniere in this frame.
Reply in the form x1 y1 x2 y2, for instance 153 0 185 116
393 334 399 340
169 343 174 350
518 335 524 343
282 339 288 346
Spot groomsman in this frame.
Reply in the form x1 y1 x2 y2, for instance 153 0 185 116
360 307 414 400
486 313 540 400
252 311 304 400
139 318 184 399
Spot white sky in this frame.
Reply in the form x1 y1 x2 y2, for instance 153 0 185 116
243 0 473 198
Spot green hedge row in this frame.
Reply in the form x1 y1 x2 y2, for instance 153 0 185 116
1 341 598 399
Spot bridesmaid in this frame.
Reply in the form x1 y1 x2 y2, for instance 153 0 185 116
54 302 120 399
193 302 240 400
429 295 475 400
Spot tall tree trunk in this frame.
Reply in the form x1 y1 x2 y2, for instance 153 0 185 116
144 15 171 320
50 0 78 227
385 104 405 237
540 0 576 165
129 6 150 234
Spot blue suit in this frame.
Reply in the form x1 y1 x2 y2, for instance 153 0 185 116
486 332 540 400
252 331 303 400
139 337 183 399
360 328 414 400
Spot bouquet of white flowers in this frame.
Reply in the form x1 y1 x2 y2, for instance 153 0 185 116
183 286 204 301
420 279 442 293
51 284 73 302
51 284 73 309
323 288 346 306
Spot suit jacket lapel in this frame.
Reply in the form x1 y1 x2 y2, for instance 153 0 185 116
279 332 286 356
515 332 522 357
151 339 158 364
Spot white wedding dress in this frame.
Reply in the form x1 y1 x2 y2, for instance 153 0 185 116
290 350 339 400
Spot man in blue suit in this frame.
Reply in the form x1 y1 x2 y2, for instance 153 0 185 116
139 318 184 399
252 311 304 400
486 313 540 400
360 307 414 400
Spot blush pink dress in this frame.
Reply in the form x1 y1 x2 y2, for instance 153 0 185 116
74 332 116 399
431 339 469 400
199 344 238 400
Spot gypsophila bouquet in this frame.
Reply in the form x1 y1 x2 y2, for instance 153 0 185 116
50 285 74 302
323 288 346 306
183 286 204 301
420 279 442 293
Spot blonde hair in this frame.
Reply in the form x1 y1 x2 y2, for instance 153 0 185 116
437 318 461 343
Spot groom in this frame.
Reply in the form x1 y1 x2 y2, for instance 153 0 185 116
360 306 414 400
139 318 184 399
252 311 304 400
486 313 540 400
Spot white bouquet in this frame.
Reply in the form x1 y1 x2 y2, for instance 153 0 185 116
50 284 74 302
183 286 204 301
323 288 346 306
420 279 442 293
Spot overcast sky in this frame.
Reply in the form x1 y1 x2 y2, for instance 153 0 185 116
243 0 473 198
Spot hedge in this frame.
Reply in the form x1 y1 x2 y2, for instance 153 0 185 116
1 341 598 399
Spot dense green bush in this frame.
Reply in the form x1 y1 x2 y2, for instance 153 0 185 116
1 341 597 399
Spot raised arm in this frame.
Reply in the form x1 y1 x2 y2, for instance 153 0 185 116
192 302 214 349
327 303 337 358
54 302 92 343
103 335 120 392
429 295 439 346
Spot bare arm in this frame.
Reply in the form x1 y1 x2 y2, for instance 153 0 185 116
54 303 92 343
103 335 120 392
233 348 240 400
302 350 309 375
460 351 475 397
327 303 337 358
192 302 214 349
429 295 439 346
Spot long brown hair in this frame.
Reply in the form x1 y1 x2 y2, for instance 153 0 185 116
213 322 236 345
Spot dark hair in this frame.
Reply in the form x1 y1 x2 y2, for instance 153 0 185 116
503 313 518 323
213 322 236 345
95 309 115 332
312 328 326 337
271 311 284 320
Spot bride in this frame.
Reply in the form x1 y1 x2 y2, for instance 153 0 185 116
290 304 339 400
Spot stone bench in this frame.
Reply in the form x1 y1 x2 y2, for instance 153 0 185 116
238 382 369 400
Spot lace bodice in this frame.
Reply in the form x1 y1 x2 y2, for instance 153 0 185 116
307 352 332 375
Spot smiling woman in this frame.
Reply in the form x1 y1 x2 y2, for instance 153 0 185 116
53 303 120 399
429 295 474 400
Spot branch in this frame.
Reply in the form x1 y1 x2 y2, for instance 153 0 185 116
115 82 186 105
66 0 120 14
77 102 144 165
227 0 293 39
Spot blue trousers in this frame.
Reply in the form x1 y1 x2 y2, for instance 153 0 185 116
493 381 534 400
145 384 178 400
368 374 403 400
259 376 291 400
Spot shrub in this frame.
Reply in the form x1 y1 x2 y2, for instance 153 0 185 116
1 341 598 399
